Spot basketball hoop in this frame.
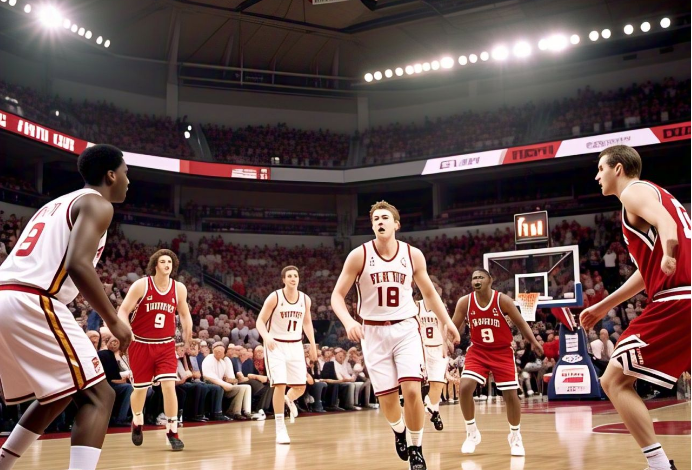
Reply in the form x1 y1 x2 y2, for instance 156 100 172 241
516 292 540 322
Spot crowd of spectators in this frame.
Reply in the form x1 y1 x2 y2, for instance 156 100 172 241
546 78 691 138
203 123 350 167
4 77 688 169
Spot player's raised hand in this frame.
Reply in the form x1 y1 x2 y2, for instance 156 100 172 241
108 317 133 353
346 320 364 342
265 335 278 351
579 305 608 331
661 254 677 276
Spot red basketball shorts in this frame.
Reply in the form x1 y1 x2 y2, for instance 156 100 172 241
612 296 691 389
461 344 519 391
128 340 178 389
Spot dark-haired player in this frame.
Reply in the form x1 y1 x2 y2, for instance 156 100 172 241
0 144 133 470
452 269 543 457
581 145 690 470
117 249 193 451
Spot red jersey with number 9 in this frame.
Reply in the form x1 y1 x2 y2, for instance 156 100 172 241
130 277 177 341
466 290 514 349
621 181 692 301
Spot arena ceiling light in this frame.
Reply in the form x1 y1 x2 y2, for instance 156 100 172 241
96 36 103 44
422 62 430 72
24 3 31 13
363 73 373 82
373 71 382 80
405 65 414 75
469 53 478 63
660 17 671 28
458 55 468 65
589 30 599 41
513 41 532 58
547 34 568 51
384 69 393 78
395 67 404 76
570 34 580 45
624 24 634 35
38 5 62 27
491 45 509 61
431 60 440 70
601 28 611 39
8 0 16 6
640 21 651 32
103 39 110 48
538 38 548 51
440 57 454 69
413 63 422 73
479 51 489 61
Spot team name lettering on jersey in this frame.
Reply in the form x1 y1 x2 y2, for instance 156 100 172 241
370 271 407 285
280 311 304 320
145 302 176 314
471 318 501 328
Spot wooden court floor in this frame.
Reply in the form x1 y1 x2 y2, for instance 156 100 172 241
9 398 691 470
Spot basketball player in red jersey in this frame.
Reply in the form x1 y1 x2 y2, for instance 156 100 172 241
452 269 543 457
256 265 317 444
0 144 133 470
117 249 193 451
332 201 460 470
581 145 690 470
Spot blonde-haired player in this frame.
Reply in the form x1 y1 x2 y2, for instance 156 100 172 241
332 201 460 470
417 281 448 431
256 266 317 444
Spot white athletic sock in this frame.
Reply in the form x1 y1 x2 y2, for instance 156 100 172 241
132 412 144 426
465 419 477 434
409 428 424 447
431 401 440 413
642 443 671 470
388 416 406 434
0 425 40 470
166 417 178 434
68 446 101 470
509 424 520 434
424 395 431 408
275 414 285 428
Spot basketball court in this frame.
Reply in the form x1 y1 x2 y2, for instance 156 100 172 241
6 398 689 470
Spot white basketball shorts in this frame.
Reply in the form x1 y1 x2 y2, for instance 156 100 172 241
424 345 447 383
362 316 426 396
265 339 306 387
0 287 105 404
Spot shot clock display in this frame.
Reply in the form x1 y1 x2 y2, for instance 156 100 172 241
514 211 549 245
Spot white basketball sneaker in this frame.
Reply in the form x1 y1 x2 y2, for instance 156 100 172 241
284 395 298 419
508 432 525 456
276 426 291 445
461 430 481 454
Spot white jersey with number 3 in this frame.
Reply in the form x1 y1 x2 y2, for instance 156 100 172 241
356 240 415 321
0 189 107 305
418 299 443 346
268 289 306 341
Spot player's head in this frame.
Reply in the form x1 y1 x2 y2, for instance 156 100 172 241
147 249 179 277
77 144 129 203
471 269 493 292
370 200 401 239
595 145 642 196
281 265 299 288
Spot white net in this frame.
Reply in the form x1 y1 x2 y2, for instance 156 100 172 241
516 292 540 322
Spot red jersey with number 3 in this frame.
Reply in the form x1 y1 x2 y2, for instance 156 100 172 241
130 277 177 341
621 181 692 300
466 290 513 349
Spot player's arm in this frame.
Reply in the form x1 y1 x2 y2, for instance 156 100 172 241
303 295 318 362
330 247 365 342
255 293 279 351
622 184 679 276
411 247 460 345
500 293 543 356
580 270 645 331
116 278 146 325
452 295 469 332
176 283 193 348
67 194 132 351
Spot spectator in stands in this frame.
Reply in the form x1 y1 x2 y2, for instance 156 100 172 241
322 349 358 410
590 329 614 376
186 341 229 421
97 337 133 426
175 343 209 422
201 342 252 420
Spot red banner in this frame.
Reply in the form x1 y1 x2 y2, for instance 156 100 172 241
650 121 691 143
179 160 271 180
501 141 561 165
0 111 89 154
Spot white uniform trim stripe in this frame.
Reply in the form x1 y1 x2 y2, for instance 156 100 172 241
653 294 692 302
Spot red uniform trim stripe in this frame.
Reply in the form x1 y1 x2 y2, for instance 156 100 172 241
371 240 400 262
374 385 400 397
1 448 20 458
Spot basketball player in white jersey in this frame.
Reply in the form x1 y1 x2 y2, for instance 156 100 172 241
0 144 133 470
256 266 317 444
417 281 448 432
331 201 460 470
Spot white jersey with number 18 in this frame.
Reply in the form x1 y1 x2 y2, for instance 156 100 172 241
356 240 416 321
0 188 107 305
